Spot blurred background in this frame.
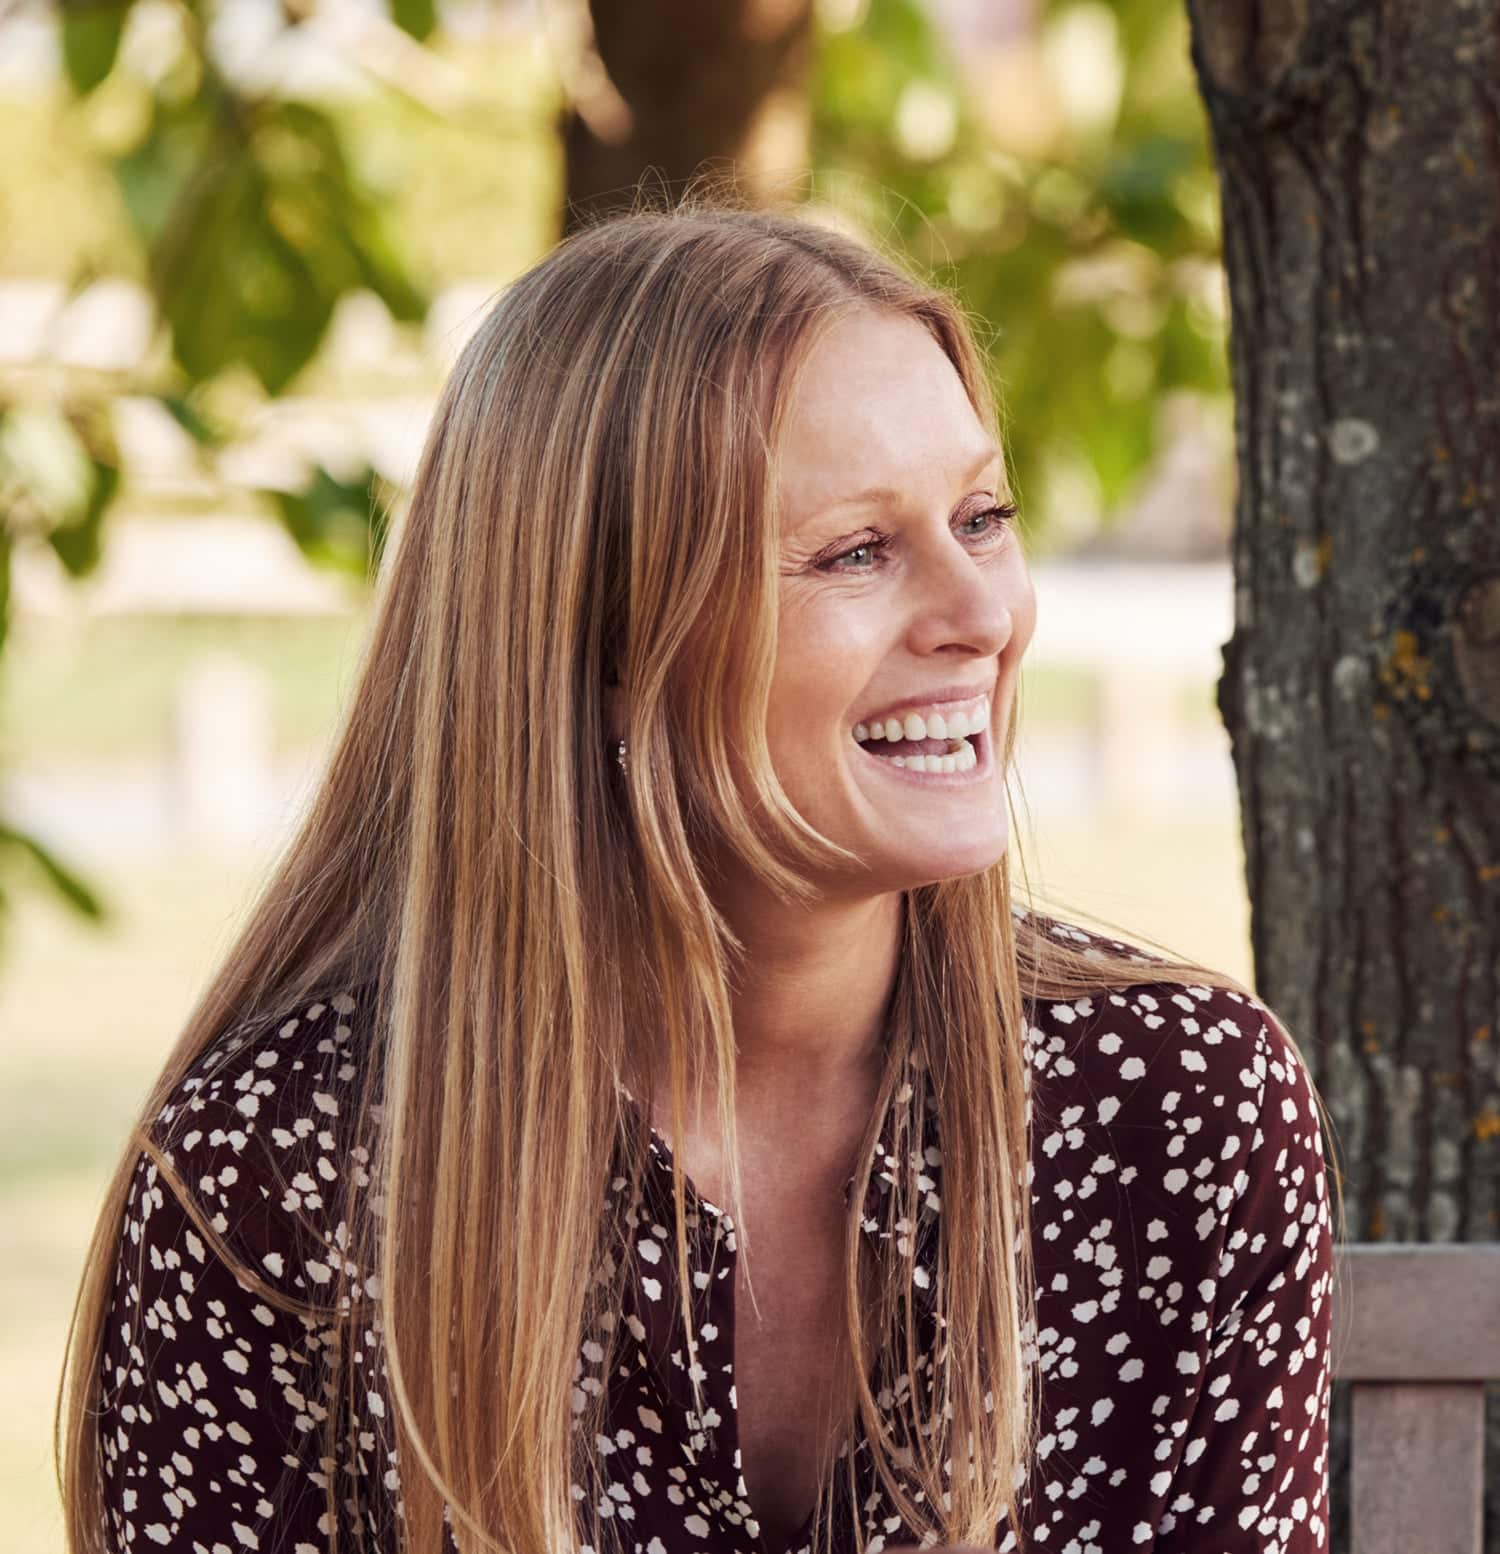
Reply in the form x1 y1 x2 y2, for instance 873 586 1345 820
1 0 1249 1545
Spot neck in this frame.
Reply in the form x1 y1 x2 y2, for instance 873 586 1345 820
644 885 904 1104
721 885 904 1103
637 851 907 1143
640 876 904 1203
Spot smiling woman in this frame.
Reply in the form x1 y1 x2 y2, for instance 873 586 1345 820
757 308 1032 889
56 200 1340 1554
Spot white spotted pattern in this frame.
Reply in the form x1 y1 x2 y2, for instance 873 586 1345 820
97 920 1333 1553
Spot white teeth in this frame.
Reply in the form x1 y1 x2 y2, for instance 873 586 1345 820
852 694 990 745
866 736 980 774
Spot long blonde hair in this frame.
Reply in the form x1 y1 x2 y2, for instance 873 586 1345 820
56 198 1343 1554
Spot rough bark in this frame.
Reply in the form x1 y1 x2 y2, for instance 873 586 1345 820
560 0 812 232
1183 1 1500 1547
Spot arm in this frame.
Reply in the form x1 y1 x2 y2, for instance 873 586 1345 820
1016 977 1335 1554
96 1147 345 1552
96 990 395 1552
1148 1006 1335 1553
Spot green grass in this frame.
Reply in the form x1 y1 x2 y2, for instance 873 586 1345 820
3 612 369 765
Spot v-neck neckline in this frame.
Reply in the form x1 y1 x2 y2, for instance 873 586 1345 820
634 1116 857 1554
614 1075 939 1554
616 1058 923 1219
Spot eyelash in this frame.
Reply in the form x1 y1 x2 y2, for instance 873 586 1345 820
817 503 1019 574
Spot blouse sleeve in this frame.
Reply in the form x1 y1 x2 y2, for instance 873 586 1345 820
97 1148 341 1552
95 990 393 1553
1149 1001 1336 1553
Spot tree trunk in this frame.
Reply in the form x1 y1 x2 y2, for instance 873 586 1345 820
560 0 813 233
1183 2 1500 1547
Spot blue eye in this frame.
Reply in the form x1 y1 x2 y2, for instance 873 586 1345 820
962 502 1018 537
817 503 1017 574
823 534 894 572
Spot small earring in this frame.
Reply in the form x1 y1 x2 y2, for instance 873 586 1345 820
615 738 628 775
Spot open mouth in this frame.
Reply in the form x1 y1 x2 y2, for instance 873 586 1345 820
854 724 991 778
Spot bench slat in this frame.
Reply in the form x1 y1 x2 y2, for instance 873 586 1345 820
1350 1383 1485 1554
1332 1245 1500 1381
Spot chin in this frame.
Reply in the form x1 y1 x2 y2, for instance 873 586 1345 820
918 847 1008 888
862 827 1010 892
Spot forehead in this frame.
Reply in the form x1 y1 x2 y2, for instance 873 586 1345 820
775 310 992 522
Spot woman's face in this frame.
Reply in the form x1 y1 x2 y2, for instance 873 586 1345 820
769 308 1036 893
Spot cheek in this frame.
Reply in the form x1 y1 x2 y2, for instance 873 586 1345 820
1004 561 1038 658
1015 588 1038 657
767 596 884 755
765 657 843 756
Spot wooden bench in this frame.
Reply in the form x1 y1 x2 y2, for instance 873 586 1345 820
1333 1244 1500 1554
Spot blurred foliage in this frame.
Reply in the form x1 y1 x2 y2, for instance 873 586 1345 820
810 0 1227 529
269 463 396 576
0 0 1229 942
0 0 456 936
0 47 558 289
0 820 107 936
116 94 425 392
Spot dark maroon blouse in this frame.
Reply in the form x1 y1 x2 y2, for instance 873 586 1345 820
95 921 1334 1553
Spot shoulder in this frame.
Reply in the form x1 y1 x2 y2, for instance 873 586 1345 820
1021 920 1326 1288
1020 915 1308 1133
1026 973 1292 1122
1019 913 1311 1137
144 981 382 1304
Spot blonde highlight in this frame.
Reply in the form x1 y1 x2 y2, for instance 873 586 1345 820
56 194 1344 1554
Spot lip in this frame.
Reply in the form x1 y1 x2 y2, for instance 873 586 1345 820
856 725 995 785
852 682 995 729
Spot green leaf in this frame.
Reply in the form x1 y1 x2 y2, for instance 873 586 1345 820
0 406 93 516
271 102 427 323
1098 137 1199 251
266 463 391 580
47 457 117 576
155 149 331 393
114 93 218 252
132 94 428 393
1158 298 1226 392
349 213 427 324
158 391 224 447
61 0 132 95
391 0 437 43
0 821 109 923
0 405 119 576
1088 399 1157 506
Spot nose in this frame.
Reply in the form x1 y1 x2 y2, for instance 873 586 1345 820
903 534 1019 661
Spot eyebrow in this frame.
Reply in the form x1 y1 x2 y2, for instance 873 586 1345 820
815 442 1004 517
